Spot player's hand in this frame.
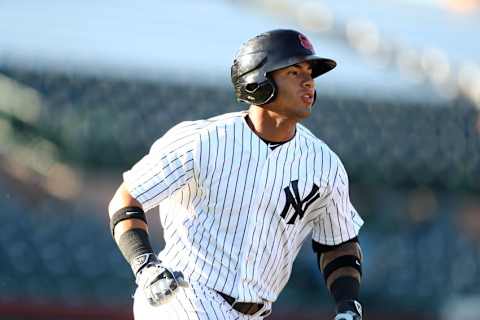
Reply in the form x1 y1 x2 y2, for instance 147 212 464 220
134 255 188 306
334 300 362 320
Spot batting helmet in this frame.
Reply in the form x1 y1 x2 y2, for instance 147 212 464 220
231 29 336 105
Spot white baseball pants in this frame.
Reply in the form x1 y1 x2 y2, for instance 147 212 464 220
133 281 271 320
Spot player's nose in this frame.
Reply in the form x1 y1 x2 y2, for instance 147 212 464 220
302 75 314 89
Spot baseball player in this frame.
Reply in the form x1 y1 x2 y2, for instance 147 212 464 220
108 29 364 320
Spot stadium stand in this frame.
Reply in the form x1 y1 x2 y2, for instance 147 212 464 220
1 66 477 190
1 65 479 319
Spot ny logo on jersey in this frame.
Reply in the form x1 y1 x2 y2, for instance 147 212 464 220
280 180 320 224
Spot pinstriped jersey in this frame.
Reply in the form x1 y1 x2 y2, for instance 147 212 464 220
123 111 364 304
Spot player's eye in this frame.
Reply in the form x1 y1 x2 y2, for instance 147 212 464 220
288 70 299 76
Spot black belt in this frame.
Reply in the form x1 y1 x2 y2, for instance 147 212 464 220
216 291 270 316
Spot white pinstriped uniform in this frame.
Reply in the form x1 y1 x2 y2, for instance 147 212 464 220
124 111 364 319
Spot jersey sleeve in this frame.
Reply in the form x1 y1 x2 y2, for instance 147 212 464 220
312 155 364 245
122 122 199 211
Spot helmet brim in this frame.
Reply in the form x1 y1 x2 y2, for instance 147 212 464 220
304 56 337 78
266 55 337 79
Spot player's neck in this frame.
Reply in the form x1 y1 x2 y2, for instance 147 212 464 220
246 106 297 143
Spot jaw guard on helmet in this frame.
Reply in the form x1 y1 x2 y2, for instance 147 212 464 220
231 29 336 106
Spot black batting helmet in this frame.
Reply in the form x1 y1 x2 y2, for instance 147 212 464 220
231 29 336 105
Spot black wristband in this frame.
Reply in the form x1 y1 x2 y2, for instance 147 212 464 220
117 228 155 274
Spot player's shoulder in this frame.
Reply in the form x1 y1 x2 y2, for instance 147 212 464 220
297 124 344 167
181 111 246 138
160 111 240 136
297 124 331 151
149 118 208 152
151 111 245 150
203 110 246 129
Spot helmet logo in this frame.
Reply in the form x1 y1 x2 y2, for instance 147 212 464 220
298 34 314 53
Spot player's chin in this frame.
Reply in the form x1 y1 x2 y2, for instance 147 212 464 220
293 106 312 120
301 101 314 113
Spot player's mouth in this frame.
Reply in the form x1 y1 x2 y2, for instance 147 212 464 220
300 91 314 105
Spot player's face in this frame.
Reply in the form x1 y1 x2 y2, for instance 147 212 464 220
267 62 315 120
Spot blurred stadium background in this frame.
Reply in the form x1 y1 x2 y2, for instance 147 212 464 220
1 0 480 319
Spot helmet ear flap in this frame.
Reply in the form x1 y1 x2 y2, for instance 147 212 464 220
245 83 258 93
243 78 276 105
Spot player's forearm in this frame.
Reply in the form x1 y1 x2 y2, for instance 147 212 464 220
324 243 362 316
313 239 363 318
108 183 155 274
320 241 363 290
